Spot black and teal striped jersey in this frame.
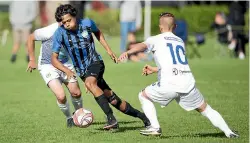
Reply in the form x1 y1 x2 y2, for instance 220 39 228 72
52 18 102 76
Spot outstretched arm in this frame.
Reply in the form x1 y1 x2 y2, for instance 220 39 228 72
119 43 148 61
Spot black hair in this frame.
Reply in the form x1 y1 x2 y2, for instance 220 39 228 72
55 4 77 22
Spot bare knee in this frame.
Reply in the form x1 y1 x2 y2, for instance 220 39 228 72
56 94 67 104
70 88 81 98
196 101 207 113
85 81 97 91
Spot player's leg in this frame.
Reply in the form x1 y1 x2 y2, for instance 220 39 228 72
65 81 82 110
138 82 176 136
197 102 239 138
84 76 117 130
10 28 21 63
177 87 239 138
100 79 150 127
62 63 83 110
82 61 118 130
138 90 161 136
39 65 73 127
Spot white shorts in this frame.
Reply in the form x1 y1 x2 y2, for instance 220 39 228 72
39 63 77 85
144 82 204 111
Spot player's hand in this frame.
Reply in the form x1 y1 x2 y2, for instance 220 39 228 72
142 64 155 76
107 51 118 63
65 69 76 80
26 60 37 73
118 52 128 62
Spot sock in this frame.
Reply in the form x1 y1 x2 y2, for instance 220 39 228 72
57 100 71 119
108 92 143 118
201 104 233 136
70 96 83 110
139 92 160 129
95 94 115 121
123 102 145 119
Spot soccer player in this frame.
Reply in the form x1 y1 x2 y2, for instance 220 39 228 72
26 22 83 127
119 12 239 138
51 4 150 130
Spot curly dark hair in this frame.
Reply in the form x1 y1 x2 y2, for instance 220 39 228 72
55 4 77 22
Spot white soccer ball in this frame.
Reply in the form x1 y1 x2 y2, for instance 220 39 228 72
73 108 94 128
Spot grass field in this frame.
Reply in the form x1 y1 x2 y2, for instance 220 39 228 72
0 36 248 143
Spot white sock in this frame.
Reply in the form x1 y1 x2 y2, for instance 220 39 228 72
57 100 71 119
201 104 233 136
139 92 160 129
70 96 83 110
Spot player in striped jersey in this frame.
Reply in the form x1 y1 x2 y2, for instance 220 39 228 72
26 22 83 127
52 4 150 130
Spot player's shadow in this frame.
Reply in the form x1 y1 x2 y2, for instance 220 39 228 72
160 132 226 139
94 120 144 132
92 120 140 125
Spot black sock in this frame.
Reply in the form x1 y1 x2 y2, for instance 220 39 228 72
107 92 145 119
124 102 145 119
95 94 116 121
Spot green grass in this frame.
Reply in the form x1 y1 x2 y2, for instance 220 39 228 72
0 36 248 143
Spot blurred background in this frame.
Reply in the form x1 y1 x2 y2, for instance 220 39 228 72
0 0 248 61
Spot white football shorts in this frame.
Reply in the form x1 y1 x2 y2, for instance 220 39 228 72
39 63 77 85
144 82 204 111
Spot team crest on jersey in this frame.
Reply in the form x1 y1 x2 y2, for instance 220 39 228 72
46 73 51 78
81 30 88 38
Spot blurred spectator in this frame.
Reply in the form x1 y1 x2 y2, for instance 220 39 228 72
70 1 86 19
227 1 248 59
211 12 231 44
174 19 188 42
119 1 142 53
39 1 48 27
92 1 107 13
9 1 37 63
46 1 69 24
126 42 148 62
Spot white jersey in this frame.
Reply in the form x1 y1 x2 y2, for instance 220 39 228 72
143 32 195 93
34 23 69 67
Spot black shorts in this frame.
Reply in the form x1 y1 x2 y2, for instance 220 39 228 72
80 61 111 91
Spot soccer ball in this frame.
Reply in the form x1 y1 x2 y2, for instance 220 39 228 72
73 108 94 128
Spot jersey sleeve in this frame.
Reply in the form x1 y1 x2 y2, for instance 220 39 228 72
52 28 63 54
143 37 155 53
89 19 99 32
34 23 58 41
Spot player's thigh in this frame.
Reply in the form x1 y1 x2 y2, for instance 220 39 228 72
48 79 65 97
39 64 61 85
60 63 77 83
65 81 81 96
144 82 178 106
176 87 205 111
81 61 105 83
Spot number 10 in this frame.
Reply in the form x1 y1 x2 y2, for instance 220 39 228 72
167 43 188 65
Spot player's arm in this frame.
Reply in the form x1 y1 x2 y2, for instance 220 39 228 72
118 43 148 61
26 33 37 72
51 30 76 79
27 23 58 72
90 19 118 63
